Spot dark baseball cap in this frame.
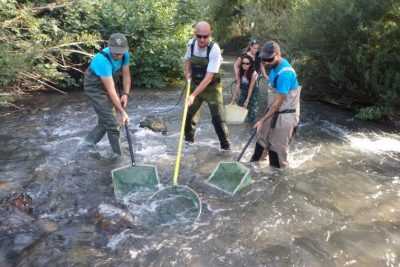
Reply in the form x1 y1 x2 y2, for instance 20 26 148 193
260 41 280 60
108 33 129 54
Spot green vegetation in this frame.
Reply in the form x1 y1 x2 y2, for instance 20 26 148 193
0 0 202 104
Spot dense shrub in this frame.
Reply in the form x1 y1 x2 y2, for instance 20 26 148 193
286 0 400 119
0 0 201 94
208 0 399 120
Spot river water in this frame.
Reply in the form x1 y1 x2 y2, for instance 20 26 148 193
1 58 400 267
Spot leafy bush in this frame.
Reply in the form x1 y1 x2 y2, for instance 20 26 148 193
62 0 197 88
0 0 201 93
285 0 400 119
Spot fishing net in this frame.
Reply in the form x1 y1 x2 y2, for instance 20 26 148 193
146 186 202 225
206 162 252 195
112 164 160 199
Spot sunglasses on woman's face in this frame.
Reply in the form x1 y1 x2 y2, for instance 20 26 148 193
242 62 251 66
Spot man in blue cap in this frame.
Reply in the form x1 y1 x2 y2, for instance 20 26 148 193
251 41 301 168
82 33 131 158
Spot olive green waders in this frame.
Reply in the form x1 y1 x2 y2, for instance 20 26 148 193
84 69 122 155
184 51 230 149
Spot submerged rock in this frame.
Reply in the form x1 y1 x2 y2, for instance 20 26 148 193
139 116 168 135
94 203 135 234
0 192 57 266
1 192 33 215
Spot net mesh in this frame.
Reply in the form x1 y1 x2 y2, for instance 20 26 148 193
112 165 159 199
147 186 201 225
207 162 252 195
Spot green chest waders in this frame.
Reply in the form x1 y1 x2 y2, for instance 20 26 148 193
184 42 230 149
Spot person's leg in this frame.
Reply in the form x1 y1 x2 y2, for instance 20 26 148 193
269 126 295 168
246 86 259 123
206 91 230 150
88 90 121 155
83 76 107 146
237 84 248 107
250 142 265 162
184 95 203 143
84 120 106 146
268 150 281 168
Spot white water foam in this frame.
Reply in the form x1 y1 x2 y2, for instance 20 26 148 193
348 134 400 154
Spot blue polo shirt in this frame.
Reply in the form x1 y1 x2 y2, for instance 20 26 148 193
268 58 299 95
89 47 130 77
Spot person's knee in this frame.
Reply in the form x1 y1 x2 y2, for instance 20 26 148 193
103 120 120 133
211 113 225 125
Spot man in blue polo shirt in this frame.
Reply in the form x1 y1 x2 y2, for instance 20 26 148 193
83 33 131 158
250 41 301 168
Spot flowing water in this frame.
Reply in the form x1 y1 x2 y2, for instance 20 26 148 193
1 58 400 267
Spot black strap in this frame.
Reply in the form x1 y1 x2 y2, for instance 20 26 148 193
190 40 214 60
99 50 126 74
271 109 296 128
278 109 296 114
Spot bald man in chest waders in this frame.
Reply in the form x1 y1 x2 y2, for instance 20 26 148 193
184 21 231 151
82 33 131 159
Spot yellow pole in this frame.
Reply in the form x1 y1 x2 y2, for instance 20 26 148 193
172 80 191 186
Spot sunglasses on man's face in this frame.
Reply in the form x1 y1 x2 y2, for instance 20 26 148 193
262 56 275 63
196 34 209 39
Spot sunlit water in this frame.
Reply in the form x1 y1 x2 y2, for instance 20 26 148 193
1 60 400 267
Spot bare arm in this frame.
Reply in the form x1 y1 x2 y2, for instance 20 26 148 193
233 57 241 83
100 77 124 112
184 60 191 81
260 63 268 80
121 65 131 95
259 94 286 122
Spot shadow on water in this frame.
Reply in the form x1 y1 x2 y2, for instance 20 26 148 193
1 58 400 266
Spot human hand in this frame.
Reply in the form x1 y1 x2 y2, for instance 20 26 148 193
117 110 129 125
120 94 128 108
253 119 263 133
244 99 249 108
188 94 196 106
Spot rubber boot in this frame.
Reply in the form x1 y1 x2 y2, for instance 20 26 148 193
107 130 122 156
269 150 281 168
250 142 264 162
84 124 106 145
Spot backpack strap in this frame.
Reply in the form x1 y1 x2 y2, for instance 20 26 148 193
99 50 126 73
190 40 214 59
190 40 195 58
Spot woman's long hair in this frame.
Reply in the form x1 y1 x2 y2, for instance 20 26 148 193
239 54 256 83
244 39 259 53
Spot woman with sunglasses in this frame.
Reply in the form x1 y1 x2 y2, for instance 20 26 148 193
233 40 268 92
231 54 259 123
